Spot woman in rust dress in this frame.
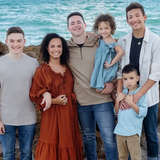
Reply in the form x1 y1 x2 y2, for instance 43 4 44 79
30 33 83 160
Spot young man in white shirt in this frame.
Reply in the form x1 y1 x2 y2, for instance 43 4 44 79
117 2 160 160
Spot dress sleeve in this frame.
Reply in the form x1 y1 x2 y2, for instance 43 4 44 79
29 65 49 109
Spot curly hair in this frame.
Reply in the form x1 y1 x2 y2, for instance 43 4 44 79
93 13 116 35
40 33 69 65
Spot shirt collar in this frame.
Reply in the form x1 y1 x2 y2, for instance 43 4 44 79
67 32 98 47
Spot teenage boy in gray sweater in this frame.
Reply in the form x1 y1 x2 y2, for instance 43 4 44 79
0 27 38 160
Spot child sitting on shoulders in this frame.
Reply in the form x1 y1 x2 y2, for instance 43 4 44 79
114 64 148 160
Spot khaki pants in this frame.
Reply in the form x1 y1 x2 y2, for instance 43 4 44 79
116 134 141 160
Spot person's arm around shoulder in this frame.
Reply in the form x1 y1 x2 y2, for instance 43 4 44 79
135 94 148 118
133 80 156 103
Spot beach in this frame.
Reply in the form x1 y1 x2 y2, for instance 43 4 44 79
0 0 160 159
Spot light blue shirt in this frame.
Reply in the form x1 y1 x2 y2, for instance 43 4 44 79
90 39 118 90
114 87 148 136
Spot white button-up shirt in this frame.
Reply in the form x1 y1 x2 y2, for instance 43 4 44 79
117 27 160 107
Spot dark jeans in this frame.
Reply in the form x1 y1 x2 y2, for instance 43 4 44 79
0 124 35 160
78 102 118 160
143 104 159 160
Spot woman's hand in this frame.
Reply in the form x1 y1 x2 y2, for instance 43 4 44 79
41 92 52 111
53 95 68 105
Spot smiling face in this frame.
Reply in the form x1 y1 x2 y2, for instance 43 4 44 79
48 38 62 60
48 38 62 59
6 33 25 55
68 15 86 37
122 71 140 91
98 21 112 39
127 8 146 31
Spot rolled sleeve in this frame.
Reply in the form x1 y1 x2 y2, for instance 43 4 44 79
136 95 148 118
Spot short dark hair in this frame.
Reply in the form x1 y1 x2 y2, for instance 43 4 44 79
40 33 69 65
122 64 140 76
6 26 24 37
126 2 145 18
67 12 85 26
93 13 116 34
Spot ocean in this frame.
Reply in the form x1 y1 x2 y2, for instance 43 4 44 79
0 0 160 45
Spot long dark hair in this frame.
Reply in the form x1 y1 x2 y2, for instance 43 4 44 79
40 33 69 65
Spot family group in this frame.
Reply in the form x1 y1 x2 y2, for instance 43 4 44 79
0 2 160 160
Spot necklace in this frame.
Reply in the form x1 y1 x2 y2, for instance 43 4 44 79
132 35 143 46
49 63 66 76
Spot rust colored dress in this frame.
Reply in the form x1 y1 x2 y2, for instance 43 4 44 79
30 63 83 160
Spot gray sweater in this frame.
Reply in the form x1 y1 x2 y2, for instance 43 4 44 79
0 54 38 125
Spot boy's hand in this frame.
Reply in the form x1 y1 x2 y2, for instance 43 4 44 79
117 92 131 110
0 121 5 134
116 92 125 103
119 100 130 110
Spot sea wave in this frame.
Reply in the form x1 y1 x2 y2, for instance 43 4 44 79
0 0 159 45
